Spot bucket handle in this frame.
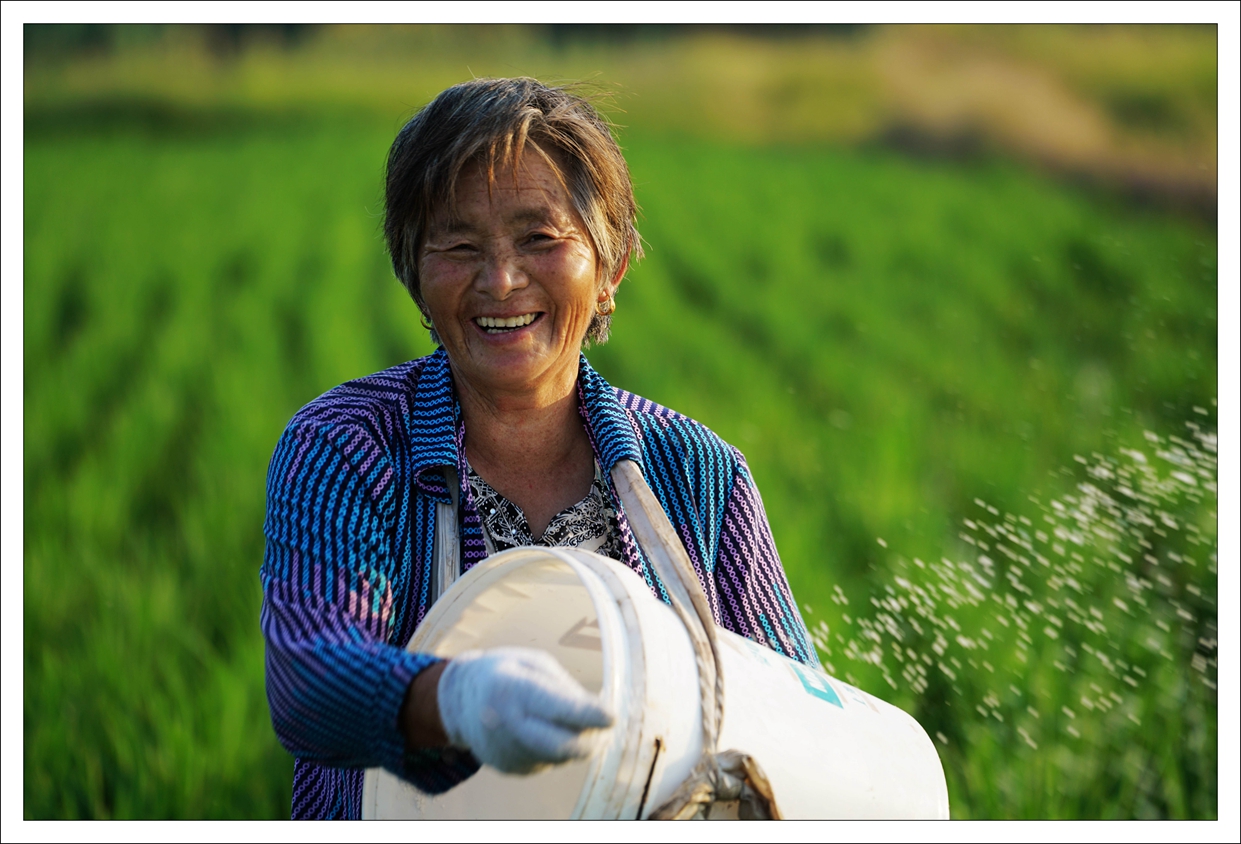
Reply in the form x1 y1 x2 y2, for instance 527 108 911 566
611 460 782 820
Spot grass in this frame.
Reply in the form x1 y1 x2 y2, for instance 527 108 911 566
22 111 1216 818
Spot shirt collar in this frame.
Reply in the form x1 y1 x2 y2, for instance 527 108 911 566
577 353 644 472
406 347 644 495
407 348 460 498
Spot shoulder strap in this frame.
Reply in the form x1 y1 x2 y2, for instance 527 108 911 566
611 458 782 819
432 467 461 602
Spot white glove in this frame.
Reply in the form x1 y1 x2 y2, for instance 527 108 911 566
437 647 614 775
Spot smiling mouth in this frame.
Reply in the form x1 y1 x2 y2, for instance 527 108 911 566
475 313 540 334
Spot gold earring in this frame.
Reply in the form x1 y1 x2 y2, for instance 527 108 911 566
419 311 434 331
595 296 616 316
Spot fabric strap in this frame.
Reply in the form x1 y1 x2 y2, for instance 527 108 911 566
610 459 781 820
432 467 461 602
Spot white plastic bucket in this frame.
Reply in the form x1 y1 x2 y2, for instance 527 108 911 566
362 546 949 819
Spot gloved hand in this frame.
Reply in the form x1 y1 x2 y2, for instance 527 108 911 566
437 647 614 775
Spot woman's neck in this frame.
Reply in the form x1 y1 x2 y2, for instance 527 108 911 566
452 367 596 539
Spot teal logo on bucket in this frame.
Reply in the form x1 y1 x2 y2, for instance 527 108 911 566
790 662 844 708
730 633 845 708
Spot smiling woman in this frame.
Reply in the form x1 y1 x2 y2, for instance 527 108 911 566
418 151 616 538
260 77 818 819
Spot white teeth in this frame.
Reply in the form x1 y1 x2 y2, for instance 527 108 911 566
477 313 537 330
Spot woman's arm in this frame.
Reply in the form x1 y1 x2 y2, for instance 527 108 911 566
401 661 448 747
712 450 821 668
260 422 479 791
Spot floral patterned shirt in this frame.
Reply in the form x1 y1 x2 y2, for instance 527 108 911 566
468 461 626 561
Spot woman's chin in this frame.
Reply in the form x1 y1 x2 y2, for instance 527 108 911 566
456 344 577 397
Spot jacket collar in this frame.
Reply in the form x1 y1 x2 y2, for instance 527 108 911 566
406 348 643 497
576 353 643 472
407 349 461 499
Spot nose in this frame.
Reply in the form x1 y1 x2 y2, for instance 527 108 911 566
474 247 528 299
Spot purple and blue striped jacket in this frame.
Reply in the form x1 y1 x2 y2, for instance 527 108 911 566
261 348 818 819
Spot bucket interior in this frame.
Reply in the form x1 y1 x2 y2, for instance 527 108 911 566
430 554 606 693
381 553 609 819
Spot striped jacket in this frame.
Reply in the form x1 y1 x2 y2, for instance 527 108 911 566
261 348 818 819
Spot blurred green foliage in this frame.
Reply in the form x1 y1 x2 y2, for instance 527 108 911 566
23 25 1217 820
23 23 1217 210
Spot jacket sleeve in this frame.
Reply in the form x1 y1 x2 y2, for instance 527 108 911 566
712 449 821 668
260 421 479 792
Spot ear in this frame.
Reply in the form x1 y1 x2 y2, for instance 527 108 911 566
602 253 630 300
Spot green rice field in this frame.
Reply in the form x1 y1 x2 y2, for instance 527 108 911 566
23 60 1217 818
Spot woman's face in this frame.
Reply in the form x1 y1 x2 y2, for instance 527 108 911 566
419 150 615 405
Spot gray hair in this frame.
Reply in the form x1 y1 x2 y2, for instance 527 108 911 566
384 77 643 346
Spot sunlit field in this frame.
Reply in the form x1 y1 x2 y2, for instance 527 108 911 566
23 25 1217 819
